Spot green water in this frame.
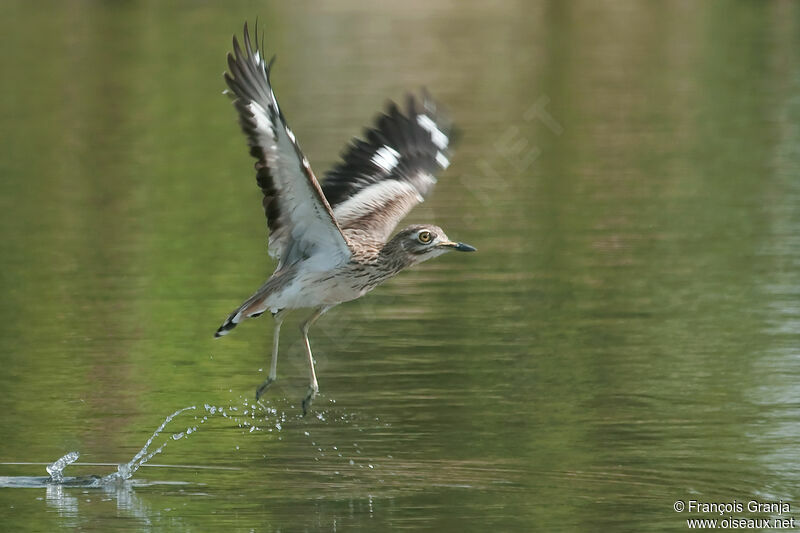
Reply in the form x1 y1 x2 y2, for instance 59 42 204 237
2 1 800 531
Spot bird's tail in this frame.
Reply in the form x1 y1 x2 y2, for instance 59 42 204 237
214 293 269 338
215 269 293 337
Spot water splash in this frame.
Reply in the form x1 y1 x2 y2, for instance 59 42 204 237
2 395 297 489
35 401 258 487
46 451 80 483
101 406 196 483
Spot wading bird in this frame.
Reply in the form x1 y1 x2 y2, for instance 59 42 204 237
215 23 476 414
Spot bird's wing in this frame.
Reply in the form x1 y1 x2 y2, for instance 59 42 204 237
322 92 453 244
224 23 351 270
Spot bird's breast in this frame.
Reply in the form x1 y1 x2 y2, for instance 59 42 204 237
269 264 381 309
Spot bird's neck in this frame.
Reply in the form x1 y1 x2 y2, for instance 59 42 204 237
372 239 416 278
347 237 416 289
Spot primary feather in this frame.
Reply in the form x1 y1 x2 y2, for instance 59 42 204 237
223 23 351 271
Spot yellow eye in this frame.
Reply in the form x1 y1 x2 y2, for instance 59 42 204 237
418 231 432 244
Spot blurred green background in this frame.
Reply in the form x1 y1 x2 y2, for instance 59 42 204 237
1 1 799 531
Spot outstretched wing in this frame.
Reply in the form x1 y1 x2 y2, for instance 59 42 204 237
224 23 351 270
322 92 453 244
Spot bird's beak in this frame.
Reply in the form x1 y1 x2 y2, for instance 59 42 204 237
440 241 477 252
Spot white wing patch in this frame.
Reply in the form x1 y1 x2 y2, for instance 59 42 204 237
371 146 401 172
269 88 280 111
247 102 274 139
416 171 437 189
435 151 450 169
416 114 449 150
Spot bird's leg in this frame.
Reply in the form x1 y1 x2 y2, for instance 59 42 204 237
256 311 285 401
299 305 331 416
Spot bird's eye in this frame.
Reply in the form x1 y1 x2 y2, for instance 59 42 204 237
418 231 433 244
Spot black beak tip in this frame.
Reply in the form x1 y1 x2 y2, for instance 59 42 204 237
455 242 477 252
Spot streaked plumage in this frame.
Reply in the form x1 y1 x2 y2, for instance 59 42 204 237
215 23 475 414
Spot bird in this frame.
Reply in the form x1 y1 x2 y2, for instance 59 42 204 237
215 23 476 415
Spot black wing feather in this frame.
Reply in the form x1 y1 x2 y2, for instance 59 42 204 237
222 22 350 267
321 91 453 208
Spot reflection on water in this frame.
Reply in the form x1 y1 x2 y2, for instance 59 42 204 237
46 484 79 519
2 1 800 531
44 477 192 529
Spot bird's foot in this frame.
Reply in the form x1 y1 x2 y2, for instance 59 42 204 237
301 385 318 417
255 377 276 401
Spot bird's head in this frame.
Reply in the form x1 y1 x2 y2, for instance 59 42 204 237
388 224 476 266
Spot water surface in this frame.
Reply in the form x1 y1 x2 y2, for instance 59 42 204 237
1 1 800 531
